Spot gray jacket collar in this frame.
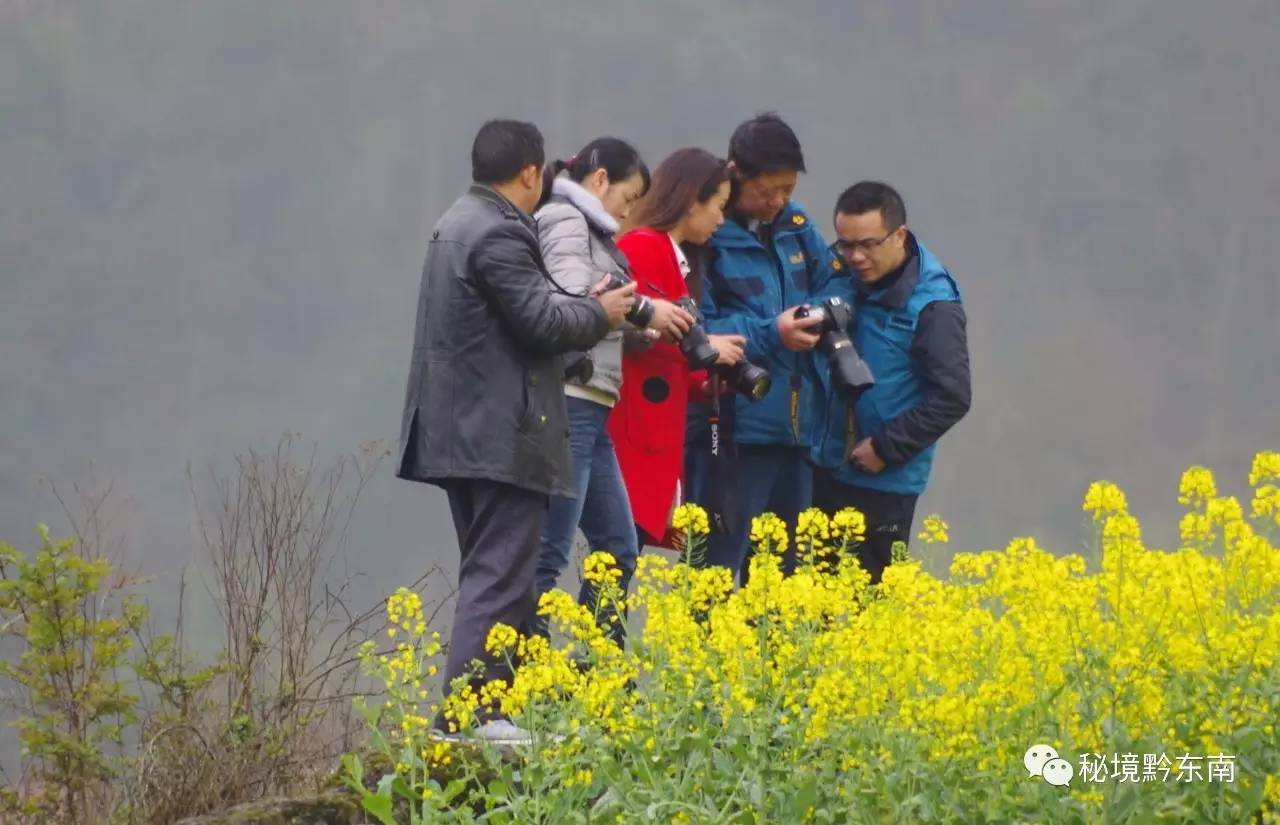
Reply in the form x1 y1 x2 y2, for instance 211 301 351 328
551 176 620 234
468 184 534 227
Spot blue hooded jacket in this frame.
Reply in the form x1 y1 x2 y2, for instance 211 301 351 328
698 201 846 447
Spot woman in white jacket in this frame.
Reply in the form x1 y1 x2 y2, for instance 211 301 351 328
533 137 692 642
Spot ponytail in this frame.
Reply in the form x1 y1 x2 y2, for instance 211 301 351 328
537 157 572 211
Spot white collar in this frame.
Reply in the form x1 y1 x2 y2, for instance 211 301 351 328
668 234 691 279
551 176 619 234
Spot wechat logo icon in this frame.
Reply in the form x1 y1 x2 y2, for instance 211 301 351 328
1025 744 1074 787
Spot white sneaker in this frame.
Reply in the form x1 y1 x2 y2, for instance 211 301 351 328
472 719 533 747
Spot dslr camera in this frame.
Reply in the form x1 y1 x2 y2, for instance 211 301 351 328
602 271 655 327
675 296 772 400
793 297 874 400
562 271 657 383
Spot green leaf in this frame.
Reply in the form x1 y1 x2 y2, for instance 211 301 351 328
1234 726 1262 754
789 776 818 819
359 790 397 825
388 774 414 803
1241 777 1266 814
442 778 468 803
1127 810 1161 825
341 753 364 789
375 772 400 800
1108 786 1140 823
590 787 620 815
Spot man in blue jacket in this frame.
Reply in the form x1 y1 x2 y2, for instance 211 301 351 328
687 113 838 582
811 181 971 584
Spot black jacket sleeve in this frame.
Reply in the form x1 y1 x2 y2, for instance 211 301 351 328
472 221 610 355
872 301 971 465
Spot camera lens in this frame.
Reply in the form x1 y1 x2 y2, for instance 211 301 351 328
731 361 772 400
809 298 874 400
627 295 656 328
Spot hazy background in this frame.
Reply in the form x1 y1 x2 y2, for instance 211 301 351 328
2 0 1277 757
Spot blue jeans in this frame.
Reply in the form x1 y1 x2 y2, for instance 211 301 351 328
535 396 639 642
687 441 813 586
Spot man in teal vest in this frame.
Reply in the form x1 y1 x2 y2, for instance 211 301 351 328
811 181 971 584
686 113 840 583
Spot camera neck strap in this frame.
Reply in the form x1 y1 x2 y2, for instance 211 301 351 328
705 373 734 535
708 373 723 457
789 356 803 442
844 401 861 463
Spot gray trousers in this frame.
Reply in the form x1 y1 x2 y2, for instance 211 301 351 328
438 478 547 724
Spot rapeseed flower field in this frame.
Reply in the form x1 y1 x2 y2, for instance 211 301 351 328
349 453 1280 824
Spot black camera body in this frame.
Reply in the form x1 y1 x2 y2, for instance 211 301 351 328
794 297 874 400
563 270 656 384
672 296 720 371
562 350 594 384
674 296 772 399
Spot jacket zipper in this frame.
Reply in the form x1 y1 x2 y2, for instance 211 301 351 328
760 231 798 447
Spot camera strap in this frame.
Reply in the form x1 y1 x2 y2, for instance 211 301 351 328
844 402 859 462
705 374 736 536
789 356 803 443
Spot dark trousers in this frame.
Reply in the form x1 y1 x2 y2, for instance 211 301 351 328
687 442 814 585
439 478 547 724
812 468 919 585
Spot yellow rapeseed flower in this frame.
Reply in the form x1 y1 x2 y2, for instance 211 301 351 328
1179 511 1214 547
582 550 623 586
484 622 519 656
917 514 949 544
354 455 1280 824
831 507 867 545
1252 485 1280 527
1178 466 1218 507
1249 450 1280 487
671 502 710 536
749 513 789 553
1083 480 1128 520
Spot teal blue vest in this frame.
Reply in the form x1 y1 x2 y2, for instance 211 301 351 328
813 239 960 494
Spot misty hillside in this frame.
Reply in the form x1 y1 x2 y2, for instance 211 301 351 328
2 0 1277 680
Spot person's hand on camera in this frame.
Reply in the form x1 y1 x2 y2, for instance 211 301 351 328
593 276 636 328
777 307 823 352
647 299 695 343
708 334 746 366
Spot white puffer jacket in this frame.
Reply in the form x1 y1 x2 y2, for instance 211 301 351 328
535 176 629 405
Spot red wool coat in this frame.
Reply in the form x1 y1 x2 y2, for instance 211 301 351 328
609 228 707 547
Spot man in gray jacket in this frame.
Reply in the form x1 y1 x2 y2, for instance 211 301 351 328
397 119 635 743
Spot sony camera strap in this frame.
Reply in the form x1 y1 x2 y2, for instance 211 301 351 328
705 373 736 535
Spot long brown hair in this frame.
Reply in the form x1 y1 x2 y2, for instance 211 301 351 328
623 147 729 234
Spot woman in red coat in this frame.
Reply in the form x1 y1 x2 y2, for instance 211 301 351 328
610 148 746 548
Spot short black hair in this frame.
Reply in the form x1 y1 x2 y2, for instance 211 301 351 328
834 181 907 229
471 119 545 185
727 112 806 177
